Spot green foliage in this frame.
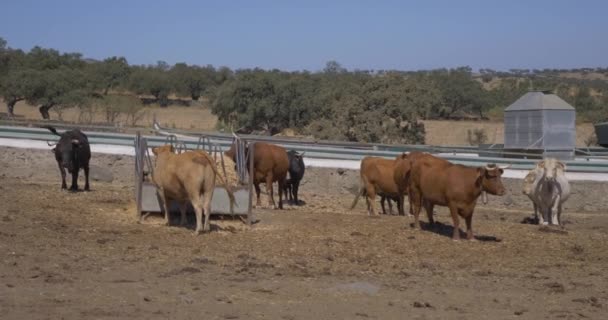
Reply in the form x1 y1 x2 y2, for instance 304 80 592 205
128 65 171 106
92 57 131 94
1 36 608 144
466 128 488 146
170 63 216 100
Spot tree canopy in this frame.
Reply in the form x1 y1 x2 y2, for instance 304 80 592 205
1 36 607 143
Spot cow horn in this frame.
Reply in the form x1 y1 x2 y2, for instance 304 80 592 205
499 164 512 170
47 141 57 147
300 152 305 157
71 139 80 145
484 164 497 170
232 131 239 139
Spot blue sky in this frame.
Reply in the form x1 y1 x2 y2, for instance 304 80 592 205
1 0 607 71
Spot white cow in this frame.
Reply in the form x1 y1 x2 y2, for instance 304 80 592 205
522 158 570 225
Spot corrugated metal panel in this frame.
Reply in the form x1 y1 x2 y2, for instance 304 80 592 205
504 91 575 111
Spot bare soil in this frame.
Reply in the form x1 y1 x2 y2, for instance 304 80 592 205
1 147 608 319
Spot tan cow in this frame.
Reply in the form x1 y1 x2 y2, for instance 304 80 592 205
351 156 404 216
152 145 235 234
225 141 289 209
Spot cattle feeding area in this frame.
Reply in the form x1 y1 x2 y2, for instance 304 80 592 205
1 145 608 319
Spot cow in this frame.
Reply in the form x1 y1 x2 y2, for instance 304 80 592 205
350 156 405 216
409 153 509 240
151 145 235 234
523 158 570 226
225 139 289 209
283 150 306 205
393 151 429 216
522 170 541 223
43 125 91 191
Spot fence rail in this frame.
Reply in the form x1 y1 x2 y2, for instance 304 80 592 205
1 123 608 173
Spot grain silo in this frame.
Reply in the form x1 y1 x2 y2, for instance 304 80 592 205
503 90 576 160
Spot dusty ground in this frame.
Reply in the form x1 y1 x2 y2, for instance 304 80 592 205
1 147 608 319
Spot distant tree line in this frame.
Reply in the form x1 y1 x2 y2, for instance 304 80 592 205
1 37 607 144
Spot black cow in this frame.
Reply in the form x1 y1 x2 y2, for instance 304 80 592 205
284 150 305 205
44 126 91 191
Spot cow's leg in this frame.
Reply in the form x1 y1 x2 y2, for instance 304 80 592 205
84 165 90 191
266 174 276 209
465 214 475 240
551 195 561 226
398 195 405 216
178 202 188 226
254 182 262 208
365 184 377 216
424 201 435 225
293 182 300 205
159 190 171 226
192 200 204 235
277 178 285 210
380 196 387 215
202 190 213 232
69 167 79 191
538 204 548 225
410 187 422 228
533 202 539 224
557 203 563 226
448 204 461 240
58 163 67 190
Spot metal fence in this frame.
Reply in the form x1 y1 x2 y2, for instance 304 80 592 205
133 131 255 225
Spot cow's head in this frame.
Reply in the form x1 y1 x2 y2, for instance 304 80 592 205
287 150 305 172
54 137 82 173
522 171 539 196
152 144 174 156
224 141 237 162
477 164 508 197
536 158 565 182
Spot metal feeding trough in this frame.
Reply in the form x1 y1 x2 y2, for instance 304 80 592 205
133 132 254 224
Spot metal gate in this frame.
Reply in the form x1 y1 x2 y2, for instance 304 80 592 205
134 132 254 225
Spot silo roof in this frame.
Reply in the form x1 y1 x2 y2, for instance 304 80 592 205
504 90 575 111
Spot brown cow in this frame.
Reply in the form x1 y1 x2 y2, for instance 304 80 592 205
225 140 289 209
152 145 235 234
350 156 405 216
393 151 430 216
409 153 508 240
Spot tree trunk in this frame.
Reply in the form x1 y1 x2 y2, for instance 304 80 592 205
39 103 55 120
6 98 21 118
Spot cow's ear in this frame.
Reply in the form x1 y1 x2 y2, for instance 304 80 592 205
499 168 504 174
537 161 545 168
51 147 56 152
557 161 566 170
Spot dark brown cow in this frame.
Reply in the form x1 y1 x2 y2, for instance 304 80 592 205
225 141 289 209
351 156 405 216
409 153 508 240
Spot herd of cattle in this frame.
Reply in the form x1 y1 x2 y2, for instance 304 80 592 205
43 126 571 239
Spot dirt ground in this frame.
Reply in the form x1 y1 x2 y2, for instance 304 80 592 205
1 147 608 319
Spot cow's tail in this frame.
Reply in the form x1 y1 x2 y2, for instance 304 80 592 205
350 183 365 210
42 125 61 136
193 152 237 213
